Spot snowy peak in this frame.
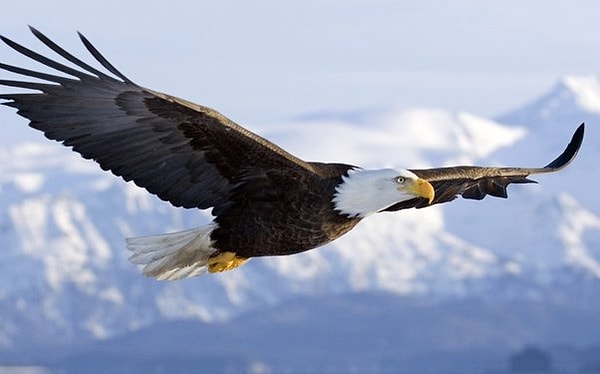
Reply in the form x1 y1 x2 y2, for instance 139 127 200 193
498 75 600 127
560 75 600 114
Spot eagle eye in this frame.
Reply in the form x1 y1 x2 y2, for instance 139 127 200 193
395 176 406 184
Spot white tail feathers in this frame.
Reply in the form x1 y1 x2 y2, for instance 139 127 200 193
126 224 218 281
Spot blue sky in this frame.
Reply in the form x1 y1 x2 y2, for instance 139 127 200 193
2 0 600 145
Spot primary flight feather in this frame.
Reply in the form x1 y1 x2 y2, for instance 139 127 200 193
0 27 584 280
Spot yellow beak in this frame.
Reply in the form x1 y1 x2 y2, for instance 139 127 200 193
409 178 435 204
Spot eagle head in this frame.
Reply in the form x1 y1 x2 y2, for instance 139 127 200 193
333 168 435 218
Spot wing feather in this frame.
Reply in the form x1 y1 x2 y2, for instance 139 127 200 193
0 28 316 212
30 26 119 82
383 124 584 211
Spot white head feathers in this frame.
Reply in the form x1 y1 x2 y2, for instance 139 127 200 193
333 168 426 218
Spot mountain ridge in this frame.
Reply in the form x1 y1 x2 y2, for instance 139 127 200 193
0 75 599 352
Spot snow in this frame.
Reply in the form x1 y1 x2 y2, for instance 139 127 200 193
558 193 600 276
561 75 600 114
377 108 526 163
457 112 526 159
98 287 124 305
8 198 51 254
12 173 45 194
266 107 526 169
0 75 599 349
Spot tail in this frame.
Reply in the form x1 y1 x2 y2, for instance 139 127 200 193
126 225 218 281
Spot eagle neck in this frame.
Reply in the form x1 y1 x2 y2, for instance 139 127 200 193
332 168 391 218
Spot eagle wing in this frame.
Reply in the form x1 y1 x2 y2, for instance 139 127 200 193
0 27 317 214
383 123 584 211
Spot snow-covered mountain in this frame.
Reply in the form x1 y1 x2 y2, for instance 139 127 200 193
0 76 599 352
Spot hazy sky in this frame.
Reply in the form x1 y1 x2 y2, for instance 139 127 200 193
2 0 600 145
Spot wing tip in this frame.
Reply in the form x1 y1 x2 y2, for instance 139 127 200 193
543 123 584 170
76 30 136 85
0 34 14 47
28 25 41 36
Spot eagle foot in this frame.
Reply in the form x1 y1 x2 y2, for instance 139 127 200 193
207 251 248 273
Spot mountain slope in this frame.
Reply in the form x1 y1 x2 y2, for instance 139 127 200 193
51 292 600 373
0 78 599 352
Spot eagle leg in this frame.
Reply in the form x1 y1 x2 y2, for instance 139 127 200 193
207 251 249 273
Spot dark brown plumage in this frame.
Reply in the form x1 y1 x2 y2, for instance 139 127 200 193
0 27 584 279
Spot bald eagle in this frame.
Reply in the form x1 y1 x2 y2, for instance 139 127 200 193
0 28 584 280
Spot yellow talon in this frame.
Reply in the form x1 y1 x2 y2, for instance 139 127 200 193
208 251 248 273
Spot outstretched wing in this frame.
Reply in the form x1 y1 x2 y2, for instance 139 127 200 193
0 27 316 213
383 123 584 211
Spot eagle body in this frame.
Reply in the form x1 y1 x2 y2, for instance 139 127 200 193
0 28 584 280
210 163 361 258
